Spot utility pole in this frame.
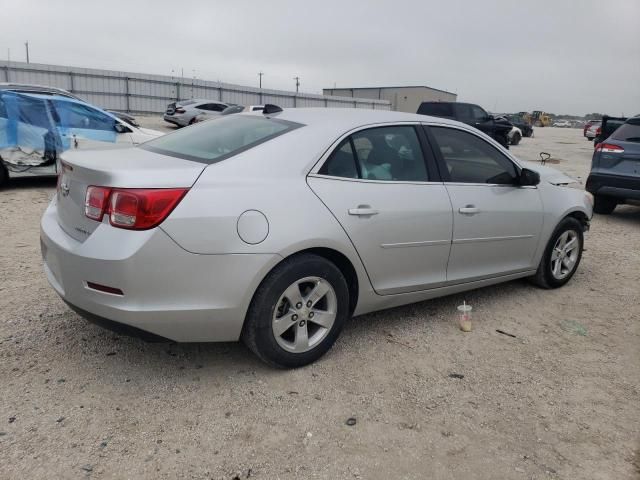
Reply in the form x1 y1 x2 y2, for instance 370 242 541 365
258 71 264 89
25 42 29 63
293 76 300 93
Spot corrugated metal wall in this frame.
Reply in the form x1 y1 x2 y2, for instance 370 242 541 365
0 61 391 113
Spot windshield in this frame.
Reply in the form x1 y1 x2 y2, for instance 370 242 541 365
141 115 302 163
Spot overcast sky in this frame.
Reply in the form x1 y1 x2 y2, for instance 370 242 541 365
1 0 638 116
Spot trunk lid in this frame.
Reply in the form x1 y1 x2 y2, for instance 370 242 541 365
56 146 205 242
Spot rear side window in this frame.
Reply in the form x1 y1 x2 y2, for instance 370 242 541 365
319 139 358 178
320 125 428 182
141 115 302 163
417 102 453 117
611 121 640 143
455 104 474 123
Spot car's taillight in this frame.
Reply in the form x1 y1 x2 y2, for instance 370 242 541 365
85 186 112 220
84 187 188 230
596 143 624 154
596 127 601 135
175 107 186 113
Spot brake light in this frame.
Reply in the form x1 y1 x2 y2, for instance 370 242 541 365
175 107 186 113
84 187 188 230
85 186 112 220
596 143 624 154
596 127 601 135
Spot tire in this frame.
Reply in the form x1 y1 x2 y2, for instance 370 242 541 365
495 134 509 149
0 162 7 188
242 253 350 368
530 217 584 289
593 195 617 214
510 132 521 146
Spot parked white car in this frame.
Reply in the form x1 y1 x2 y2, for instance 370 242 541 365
553 120 571 128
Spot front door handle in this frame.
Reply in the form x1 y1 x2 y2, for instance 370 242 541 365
348 206 379 216
459 205 480 215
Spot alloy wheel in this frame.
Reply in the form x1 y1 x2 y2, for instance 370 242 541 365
550 230 580 280
272 276 337 353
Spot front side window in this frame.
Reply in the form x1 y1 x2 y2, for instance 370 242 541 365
141 115 301 164
53 100 116 131
430 126 518 184
320 125 428 182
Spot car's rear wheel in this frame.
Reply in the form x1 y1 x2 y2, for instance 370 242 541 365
593 195 617 214
510 132 521 146
242 253 349 368
530 217 583 289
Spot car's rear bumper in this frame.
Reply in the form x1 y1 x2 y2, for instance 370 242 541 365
40 200 281 342
586 172 640 200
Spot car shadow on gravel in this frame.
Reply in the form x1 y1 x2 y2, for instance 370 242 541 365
47 277 536 378
604 204 640 225
3 176 57 190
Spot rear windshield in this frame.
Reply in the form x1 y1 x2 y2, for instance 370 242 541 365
417 102 454 117
611 121 640 143
141 115 302 163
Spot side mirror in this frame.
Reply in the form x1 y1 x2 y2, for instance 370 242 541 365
114 123 130 134
519 168 540 186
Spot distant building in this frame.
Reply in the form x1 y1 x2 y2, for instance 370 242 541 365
323 85 457 113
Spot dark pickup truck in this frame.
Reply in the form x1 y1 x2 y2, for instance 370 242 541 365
417 102 513 148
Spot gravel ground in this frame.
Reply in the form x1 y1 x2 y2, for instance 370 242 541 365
0 123 638 479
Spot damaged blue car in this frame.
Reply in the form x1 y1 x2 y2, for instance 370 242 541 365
0 91 162 186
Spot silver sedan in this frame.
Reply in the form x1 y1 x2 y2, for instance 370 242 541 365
41 108 593 367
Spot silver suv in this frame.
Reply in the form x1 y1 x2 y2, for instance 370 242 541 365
163 99 229 127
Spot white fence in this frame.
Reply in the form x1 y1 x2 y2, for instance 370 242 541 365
0 61 391 114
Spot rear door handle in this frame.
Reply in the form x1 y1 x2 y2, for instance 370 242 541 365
348 206 379 216
459 205 480 215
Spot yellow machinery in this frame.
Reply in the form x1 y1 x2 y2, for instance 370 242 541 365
531 111 552 127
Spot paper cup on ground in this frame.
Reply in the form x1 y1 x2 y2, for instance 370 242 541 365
457 304 472 332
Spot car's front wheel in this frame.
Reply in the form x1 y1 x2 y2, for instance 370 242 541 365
510 132 521 146
530 217 584 289
242 253 349 368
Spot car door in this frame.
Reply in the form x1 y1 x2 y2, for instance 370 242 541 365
425 125 543 283
50 99 124 150
0 92 59 175
307 124 453 295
